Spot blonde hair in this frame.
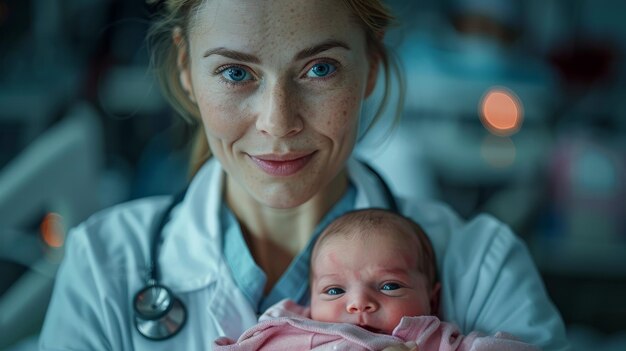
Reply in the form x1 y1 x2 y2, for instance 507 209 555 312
146 0 404 177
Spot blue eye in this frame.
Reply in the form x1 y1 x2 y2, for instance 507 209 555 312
222 67 251 82
381 283 401 291
325 287 345 295
306 62 336 78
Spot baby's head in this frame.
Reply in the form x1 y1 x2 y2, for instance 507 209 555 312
309 209 440 335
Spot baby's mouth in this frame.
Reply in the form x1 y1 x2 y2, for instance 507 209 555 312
359 324 385 334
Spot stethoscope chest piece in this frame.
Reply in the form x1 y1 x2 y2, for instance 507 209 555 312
134 283 187 340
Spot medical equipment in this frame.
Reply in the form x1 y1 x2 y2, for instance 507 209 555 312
132 162 396 340
133 189 187 340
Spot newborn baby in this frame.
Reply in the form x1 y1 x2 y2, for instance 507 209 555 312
214 209 539 350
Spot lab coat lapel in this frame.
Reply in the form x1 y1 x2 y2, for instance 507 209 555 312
159 159 224 292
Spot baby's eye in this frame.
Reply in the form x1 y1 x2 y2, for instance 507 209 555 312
306 62 337 78
381 283 401 291
221 66 252 82
324 287 345 296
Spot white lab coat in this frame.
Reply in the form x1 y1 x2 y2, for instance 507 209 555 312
39 158 570 350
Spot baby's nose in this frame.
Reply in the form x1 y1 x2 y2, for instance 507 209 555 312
346 296 378 313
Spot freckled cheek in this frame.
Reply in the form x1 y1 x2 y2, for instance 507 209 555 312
308 91 361 139
197 95 251 142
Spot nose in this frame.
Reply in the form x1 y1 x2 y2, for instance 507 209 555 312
346 293 379 314
255 79 303 138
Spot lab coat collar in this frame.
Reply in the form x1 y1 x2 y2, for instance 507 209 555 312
159 157 395 292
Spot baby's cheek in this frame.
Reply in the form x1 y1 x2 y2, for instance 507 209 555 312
311 301 344 323
400 298 430 318
385 305 409 326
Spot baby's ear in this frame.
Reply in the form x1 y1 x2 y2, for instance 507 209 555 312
429 282 442 318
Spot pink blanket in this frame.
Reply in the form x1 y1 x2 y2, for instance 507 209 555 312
213 300 540 351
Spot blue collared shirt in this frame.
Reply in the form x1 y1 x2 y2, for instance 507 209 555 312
221 183 356 314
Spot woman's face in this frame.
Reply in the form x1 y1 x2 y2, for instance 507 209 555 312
179 0 378 208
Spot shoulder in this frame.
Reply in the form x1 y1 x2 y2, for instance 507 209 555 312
81 196 172 231
40 197 175 350
398 197 521 264
398 199 570 350
65 196 172 267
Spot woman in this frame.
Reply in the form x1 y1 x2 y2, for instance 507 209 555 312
40 0 570 350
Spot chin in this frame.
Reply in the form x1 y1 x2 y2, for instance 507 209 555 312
256 185 315 209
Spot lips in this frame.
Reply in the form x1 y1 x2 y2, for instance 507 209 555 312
249 151 316 177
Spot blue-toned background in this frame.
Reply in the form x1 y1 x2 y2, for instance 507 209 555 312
1 0 625 349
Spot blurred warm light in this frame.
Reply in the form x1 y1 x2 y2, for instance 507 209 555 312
480 87 523 136
40 212 65 248
481 135 516 168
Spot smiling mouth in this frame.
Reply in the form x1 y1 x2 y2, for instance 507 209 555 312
249 152 316 177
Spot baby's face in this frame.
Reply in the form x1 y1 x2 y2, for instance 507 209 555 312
310 230 434 335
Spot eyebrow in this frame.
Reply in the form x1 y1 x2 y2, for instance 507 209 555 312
202 39 351 63
294 39 351 61
203 48 260 63
313 268 412 284
377 268 411 277
313 273 340 281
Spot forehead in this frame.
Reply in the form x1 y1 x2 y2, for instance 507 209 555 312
311 236 419 285
188 0 365 55
320 215 421 251
313 226 420 268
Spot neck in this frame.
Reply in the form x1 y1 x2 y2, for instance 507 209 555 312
225 170 348 291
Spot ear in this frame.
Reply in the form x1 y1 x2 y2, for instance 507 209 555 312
364 53 380 98
173 27 196 103
429 282 442 318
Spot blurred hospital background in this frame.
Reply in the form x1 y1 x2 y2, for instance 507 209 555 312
0 0 625 349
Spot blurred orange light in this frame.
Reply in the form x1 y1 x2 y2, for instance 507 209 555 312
480 87 523 136
40 212 65 248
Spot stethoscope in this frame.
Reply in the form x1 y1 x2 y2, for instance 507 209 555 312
132 162 397 340
133 188 188 340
